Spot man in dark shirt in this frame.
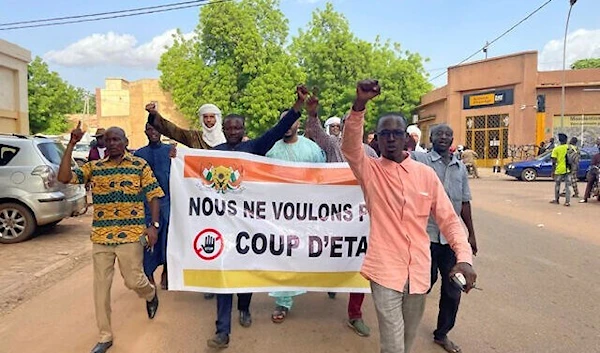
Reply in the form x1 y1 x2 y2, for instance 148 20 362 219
211 93 306 156
199 85 309 349
580 150 600 203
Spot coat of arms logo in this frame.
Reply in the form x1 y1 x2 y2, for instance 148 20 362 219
200 165 243 193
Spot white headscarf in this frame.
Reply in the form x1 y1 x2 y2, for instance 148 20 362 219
198 104 226 147
324 117 341 136
407 125 426 152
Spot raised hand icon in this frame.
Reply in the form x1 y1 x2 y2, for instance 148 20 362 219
202 235 215 254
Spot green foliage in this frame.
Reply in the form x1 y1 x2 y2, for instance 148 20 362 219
571 58 600 70
28 57 87 134
158 0 431 137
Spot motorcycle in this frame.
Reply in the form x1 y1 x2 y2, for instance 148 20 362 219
465 163 476 178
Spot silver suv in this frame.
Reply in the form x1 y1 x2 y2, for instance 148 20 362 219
0 134 87 243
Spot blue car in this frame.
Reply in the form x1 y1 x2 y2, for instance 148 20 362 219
505 147 598 182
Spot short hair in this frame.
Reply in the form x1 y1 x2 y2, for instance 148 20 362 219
430 124 453 139
569 136 578 145
558 133 568 143
106 127 127 140
376 113 408 131
223 114 245 124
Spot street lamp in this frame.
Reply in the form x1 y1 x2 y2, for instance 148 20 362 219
560 0 578 122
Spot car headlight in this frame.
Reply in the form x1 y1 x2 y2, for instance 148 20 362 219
507 165 515 169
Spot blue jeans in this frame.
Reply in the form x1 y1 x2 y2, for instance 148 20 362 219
215 293 252 335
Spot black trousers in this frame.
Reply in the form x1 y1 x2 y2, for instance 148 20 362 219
215 293 252 335
430 242 462 341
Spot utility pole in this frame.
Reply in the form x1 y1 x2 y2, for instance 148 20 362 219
83 92 90 116
483 41 489 59
561 0 578 123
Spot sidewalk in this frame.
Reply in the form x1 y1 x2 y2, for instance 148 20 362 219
0 214 92 317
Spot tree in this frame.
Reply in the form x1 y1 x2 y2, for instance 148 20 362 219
366 38 432 131
571 58 600 70
291 3 372 121
159 1 431 135
159 0 305 137
291 3 431 131
28 57 82 134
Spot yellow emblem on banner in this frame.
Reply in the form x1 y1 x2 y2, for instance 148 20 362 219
201 165 243 193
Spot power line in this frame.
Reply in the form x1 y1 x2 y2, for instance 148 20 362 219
429 0 553 82
0 0 207 27
0 0 232 31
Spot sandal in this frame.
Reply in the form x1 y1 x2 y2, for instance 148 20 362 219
271 305 289 323
434 338 462 353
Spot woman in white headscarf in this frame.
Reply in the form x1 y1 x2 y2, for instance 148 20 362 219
198 104 226 147
324 117 342 137
407 125 427 152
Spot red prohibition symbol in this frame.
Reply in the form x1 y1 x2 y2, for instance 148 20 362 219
193 228 224 261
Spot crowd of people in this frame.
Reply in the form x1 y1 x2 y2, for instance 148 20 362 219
58 80 479 353
547 133 600 206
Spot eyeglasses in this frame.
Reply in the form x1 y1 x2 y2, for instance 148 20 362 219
377 129 406 138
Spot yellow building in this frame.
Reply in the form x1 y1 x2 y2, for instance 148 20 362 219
0 39 31 134
96 78 191 148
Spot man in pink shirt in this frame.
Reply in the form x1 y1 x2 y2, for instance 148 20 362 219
341 80 477 353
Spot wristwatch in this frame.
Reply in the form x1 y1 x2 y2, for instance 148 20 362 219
151 221 160 229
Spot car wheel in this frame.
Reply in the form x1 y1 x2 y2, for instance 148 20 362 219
0 203 36 244
521 168 537 182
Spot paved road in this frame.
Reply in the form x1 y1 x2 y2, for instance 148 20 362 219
1 173 599 353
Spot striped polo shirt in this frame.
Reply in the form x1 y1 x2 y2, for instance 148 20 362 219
70 153 165 245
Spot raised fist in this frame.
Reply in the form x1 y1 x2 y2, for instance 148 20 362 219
145 102 157 115
356 79 381 102
296 84 310 103
69 121 84 146
306 93 319 117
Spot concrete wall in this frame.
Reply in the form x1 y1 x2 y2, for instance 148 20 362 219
537 70 600 146
97 78 191 148
0 39 31 134
445 51 538 147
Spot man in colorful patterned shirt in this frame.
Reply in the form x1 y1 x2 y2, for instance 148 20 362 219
58 123 165 353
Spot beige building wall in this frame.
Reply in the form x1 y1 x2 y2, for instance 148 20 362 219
417 51 600 166
0 39 31 134
97 78 191 148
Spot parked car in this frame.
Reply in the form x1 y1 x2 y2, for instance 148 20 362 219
71 143 90 166
504 147 597 182
0 134 87 243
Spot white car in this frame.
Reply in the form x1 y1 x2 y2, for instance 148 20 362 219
71 143 91 166
0 134 87 243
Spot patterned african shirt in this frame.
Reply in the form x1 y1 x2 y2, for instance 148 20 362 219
69 153 165 245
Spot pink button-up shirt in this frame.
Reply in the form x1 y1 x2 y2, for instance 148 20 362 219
341 109 473 294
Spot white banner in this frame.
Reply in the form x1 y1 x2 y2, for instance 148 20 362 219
167 149 370 293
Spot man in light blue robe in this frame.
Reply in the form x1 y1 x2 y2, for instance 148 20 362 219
266 111 325 323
